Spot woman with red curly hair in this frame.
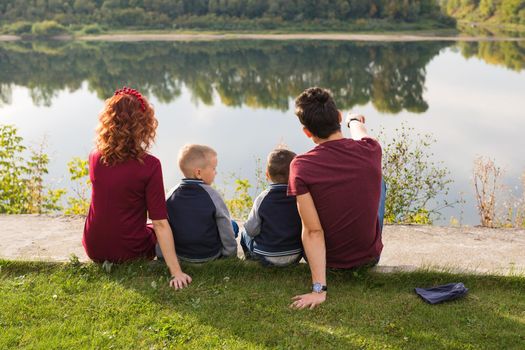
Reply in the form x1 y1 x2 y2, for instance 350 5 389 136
83 87 191 289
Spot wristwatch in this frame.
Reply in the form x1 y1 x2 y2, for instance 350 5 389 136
347 117 362 128
312 282 327 293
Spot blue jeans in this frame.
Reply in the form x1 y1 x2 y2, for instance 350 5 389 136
369 179 387 266
231 220 239 239
378 179 387 234
240 233 303 267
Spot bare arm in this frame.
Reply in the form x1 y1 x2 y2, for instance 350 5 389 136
346 113 370 140
290 192 327 309
152 219 192 289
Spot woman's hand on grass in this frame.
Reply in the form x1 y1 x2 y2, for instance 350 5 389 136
169 272 192 290
290 292 326 310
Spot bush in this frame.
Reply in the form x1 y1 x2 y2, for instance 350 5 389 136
377 123 457 224
81 24 104 34
473 157 525 228
64 157 91 216
224 179 253 221
0 124 65 214
2 21 33 35
31 21 69 37
473 156 501 227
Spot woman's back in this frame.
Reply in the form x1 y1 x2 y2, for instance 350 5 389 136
82 150 167 262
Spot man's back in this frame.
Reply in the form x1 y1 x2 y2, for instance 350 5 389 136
288 137 383 268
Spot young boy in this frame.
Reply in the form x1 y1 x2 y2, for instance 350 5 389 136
240 148 303 266
163 144 238 262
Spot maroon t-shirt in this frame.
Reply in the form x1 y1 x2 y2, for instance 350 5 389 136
82 150 168 262
288 137 383 269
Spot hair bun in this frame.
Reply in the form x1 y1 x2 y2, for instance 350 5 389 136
310 87 329 103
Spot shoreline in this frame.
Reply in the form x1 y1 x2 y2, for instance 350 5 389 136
2 32 525 42
2 215 524 276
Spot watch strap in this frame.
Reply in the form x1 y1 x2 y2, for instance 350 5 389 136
347 117 361 127
312 283 328 293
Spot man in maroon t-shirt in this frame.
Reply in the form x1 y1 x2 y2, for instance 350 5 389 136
288 87 386 309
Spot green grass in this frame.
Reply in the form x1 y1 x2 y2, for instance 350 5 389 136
1 258 524 349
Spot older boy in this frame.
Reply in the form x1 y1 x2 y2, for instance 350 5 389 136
288 87 386 309
162 144 237 262
240 148 303 266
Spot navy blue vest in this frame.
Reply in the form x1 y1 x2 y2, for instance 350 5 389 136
166 180 221 259
252 184 303 255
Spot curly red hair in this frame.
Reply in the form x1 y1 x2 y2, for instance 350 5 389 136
96 93 158 166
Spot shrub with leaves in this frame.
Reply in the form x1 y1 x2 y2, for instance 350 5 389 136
31 21 69 37
252 156 271 196
222 157 270 221
81 24 104 35
224 179 253 221
0 124 65 213
377 123 455 224
2 21 33 35
25 139 66 213
65 157 91 215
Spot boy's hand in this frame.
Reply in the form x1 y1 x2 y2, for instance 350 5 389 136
290 292 326 310
169 272 192 290
345 113 365 127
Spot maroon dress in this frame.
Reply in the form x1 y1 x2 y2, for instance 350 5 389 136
83 150 167 262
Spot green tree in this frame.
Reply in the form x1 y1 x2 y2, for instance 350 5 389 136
73 0 97 14
479 0 495 18
500 0 525 23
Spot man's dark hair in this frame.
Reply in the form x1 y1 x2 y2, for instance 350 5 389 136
267 148 297 184
295 87 340 139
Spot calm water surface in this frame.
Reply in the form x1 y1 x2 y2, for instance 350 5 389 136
1 40 524 224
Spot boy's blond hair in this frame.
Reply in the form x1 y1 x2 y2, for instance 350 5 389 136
178 144 217 178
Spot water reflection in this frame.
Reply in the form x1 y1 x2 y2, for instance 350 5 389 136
457 41 525 72
0 40 450 112
1 39 524 225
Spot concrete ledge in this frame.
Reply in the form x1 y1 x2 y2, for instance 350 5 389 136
1 215 524 276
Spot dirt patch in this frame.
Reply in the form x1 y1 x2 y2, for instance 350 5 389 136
1 215 524 275
0 35 20 41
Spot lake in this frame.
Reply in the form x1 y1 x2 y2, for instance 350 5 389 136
1 39 524 225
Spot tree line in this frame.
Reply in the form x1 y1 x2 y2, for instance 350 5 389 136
440 0 525 25
0 0 451 30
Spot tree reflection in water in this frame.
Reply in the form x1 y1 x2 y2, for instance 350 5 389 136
5 39 509 113
457 41 525 72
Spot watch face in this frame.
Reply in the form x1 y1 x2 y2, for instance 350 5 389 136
312 283 322 293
